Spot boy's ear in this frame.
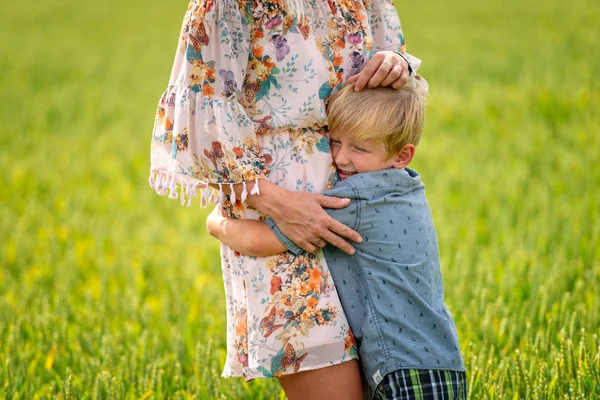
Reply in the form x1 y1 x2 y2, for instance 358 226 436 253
391 144 415 169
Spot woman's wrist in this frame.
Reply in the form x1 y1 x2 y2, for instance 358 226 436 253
209 178 286 217
245 178 287 217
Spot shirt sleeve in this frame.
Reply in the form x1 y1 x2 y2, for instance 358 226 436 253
150 0 266 206
366 0 422 73
264 217 306 255
321 181 360 232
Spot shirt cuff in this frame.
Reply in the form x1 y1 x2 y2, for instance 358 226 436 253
264 217 305 255
393 50 415 77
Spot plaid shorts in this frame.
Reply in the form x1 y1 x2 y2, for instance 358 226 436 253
374 369 468 400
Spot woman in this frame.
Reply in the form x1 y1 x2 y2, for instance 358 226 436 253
149 0 418 397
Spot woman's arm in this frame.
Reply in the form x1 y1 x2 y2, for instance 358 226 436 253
206 207 287 257
211 179 362 255
151 0 360 255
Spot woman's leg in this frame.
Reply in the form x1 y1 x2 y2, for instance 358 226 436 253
277 359 363 400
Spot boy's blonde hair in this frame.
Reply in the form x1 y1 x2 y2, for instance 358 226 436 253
327 84 426 156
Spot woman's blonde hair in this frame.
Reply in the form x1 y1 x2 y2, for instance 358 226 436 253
327 84 426 156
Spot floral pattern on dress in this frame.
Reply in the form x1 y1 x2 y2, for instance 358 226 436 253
150 0 409 380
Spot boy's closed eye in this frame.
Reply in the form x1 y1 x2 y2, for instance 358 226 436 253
329 139 368 153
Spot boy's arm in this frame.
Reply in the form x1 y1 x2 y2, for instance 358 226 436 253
206 208 287 257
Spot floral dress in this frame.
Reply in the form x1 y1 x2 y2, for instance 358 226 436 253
150 0 409 380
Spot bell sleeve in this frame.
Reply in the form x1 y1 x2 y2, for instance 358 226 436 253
367 0 422 74
149 0 266 207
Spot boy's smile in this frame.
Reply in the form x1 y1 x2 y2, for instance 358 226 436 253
329 131 396 180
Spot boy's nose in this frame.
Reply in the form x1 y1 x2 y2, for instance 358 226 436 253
334 149 348 166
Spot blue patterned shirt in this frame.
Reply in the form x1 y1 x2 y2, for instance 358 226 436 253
267 168 465 391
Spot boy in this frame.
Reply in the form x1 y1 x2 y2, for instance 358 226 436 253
207 83 467 399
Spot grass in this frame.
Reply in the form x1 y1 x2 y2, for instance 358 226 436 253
1 0 599 398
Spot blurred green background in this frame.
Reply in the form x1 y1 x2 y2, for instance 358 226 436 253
1 0 599 398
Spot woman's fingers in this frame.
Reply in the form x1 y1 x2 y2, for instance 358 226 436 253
391 67 410 89
319 229 355 255
349 51 410 91
346 74 359 85
367 60 395 88
298 240 318 254
315 194 351 209
327 217 362 244
312 238 327 248
379 64 404 87
314 194 362 243
350 53 385 91
298 222 351 254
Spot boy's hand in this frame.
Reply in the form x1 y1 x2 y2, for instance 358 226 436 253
347 51 410 91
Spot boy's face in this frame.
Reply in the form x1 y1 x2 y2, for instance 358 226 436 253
329 130 396 180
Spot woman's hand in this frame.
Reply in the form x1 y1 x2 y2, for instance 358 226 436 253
246 180 362 255
347 51 410 91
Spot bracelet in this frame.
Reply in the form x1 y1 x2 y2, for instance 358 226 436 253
392 50 414 77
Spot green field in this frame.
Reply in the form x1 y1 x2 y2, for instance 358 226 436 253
1 0 599 398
